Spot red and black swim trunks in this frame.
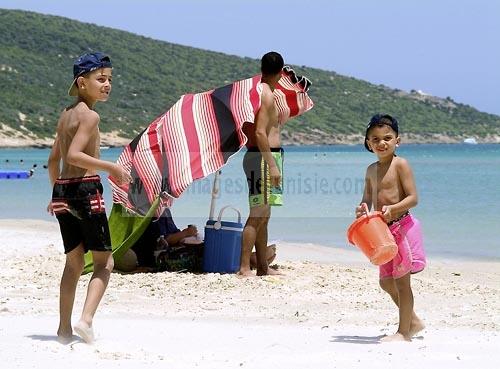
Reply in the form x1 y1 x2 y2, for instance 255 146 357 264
51 175 112 254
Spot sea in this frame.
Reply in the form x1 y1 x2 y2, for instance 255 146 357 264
1 144 499 261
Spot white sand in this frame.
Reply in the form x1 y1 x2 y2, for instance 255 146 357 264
0 219 499 368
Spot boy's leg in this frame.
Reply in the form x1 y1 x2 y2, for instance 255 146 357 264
254 209 270 276
379 278 424 336
239 216 259 276
381 273 413 341
252 206 281 276
255 234 281 276
395 272 413 339
58 244 85 341
238 205 269 277
379 277 398 305
75 250 114 343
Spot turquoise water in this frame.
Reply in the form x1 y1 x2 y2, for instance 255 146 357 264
1 144 499 260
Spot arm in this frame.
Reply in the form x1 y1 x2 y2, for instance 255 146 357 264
47 134 61 187
355 168 373 218
47 134 62 215
158 212 197 245
254 87 281 187
67 111 131 184
165 227 197 245
383 158 418 218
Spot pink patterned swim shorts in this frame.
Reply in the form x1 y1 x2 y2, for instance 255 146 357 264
379 213 426 279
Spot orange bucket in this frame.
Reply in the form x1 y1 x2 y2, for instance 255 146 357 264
347 205 397 265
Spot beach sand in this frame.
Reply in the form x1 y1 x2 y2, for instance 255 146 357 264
0 219 499 368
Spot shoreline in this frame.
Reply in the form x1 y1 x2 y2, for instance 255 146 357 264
1 133 500 149
0 218 498 263
1 141 499 150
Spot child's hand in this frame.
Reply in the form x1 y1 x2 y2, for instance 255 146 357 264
355 203 368 218
269 166 281 187
381 205 393 222
110 163 132 185
47 200 54 216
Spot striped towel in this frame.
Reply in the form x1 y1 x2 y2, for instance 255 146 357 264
110 66 314 216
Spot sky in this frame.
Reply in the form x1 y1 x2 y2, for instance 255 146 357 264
1 0 499 115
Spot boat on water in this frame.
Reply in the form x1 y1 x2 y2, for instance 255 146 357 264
463 137 478 145
0 169 33 179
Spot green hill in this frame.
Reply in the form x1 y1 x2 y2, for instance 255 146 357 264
1 9 499 145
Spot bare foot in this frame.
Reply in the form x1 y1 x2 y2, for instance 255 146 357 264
380 333 411 342
268 244 277 258
57 326 73 345
250 244 277 269
409 318 425 337
74 320 95 344
236 269 255 278
265 267 284 276
57 336 74 345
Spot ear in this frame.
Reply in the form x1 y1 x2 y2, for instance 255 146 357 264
396 136 401 147
76 76 86 89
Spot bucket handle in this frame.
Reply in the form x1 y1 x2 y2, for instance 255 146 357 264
217 205 242 224
361 203 370 217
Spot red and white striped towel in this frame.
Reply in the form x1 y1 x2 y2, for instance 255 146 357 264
110 66 314 216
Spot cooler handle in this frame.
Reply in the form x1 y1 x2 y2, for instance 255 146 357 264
217 205 241 224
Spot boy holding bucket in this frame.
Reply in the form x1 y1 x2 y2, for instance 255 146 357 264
355 114 426 342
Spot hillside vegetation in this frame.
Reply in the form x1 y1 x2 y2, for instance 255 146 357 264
1 9 499 145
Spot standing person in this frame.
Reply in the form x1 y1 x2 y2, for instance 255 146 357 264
47 52 131 344
238 51 284 277
355 114 426 342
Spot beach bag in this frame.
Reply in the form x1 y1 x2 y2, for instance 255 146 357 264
156 243 204 273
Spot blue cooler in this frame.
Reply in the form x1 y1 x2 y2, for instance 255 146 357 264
203 206 243 273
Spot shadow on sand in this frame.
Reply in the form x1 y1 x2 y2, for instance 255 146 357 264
330 334 385 344
27 334 83 345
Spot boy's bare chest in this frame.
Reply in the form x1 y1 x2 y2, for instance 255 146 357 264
372 165 399 192
371 167 403 206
